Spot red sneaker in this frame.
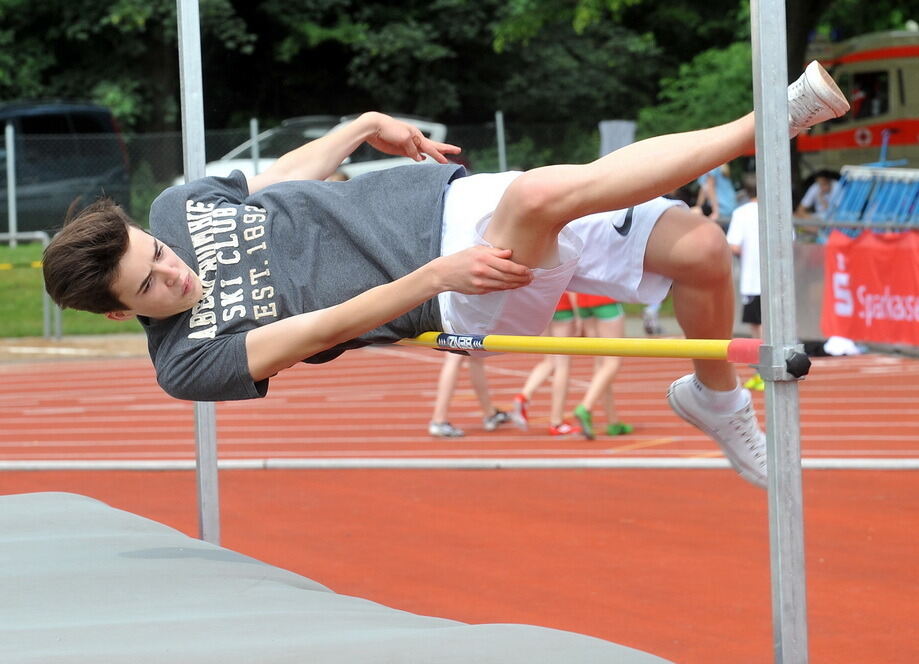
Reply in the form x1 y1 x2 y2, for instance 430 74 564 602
511 394 529 431
548 421 582 436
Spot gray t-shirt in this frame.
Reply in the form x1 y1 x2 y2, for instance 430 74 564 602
141 164 465 401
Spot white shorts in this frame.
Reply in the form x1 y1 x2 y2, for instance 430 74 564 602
437 171 683 337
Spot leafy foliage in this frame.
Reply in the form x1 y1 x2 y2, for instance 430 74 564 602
491 0 755 131
816 0 919 40
636 42 753 138
257 0 504 119
0 0 253 129
253 0 668 124
492 0 641 51
1 0 916 135
497 21 663 122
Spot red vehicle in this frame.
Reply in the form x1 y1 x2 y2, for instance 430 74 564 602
799 29 919 175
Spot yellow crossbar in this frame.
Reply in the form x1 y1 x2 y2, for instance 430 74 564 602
400 332 762 364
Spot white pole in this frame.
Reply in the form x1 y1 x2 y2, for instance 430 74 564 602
495 110 507 172
749 1 809 661
176 0 221 546
5 122 17 248
250 117 260 175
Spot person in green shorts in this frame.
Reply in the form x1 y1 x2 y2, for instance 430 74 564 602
512 292 583 436
571 294 633 439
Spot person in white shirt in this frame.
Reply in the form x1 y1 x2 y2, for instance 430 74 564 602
796 171 840 219
726 174 764 391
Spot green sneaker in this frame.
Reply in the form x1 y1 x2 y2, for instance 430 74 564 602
606 422 634 436
573 405 595 440
743 374 766 392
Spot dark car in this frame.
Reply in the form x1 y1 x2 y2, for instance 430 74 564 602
0 102 130 234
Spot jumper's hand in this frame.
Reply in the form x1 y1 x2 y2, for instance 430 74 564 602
436 246 533 295
365 113 462 164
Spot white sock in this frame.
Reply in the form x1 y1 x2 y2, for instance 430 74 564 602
692 375 747 414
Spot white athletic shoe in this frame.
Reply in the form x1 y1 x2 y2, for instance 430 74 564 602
428 421 465 438
483 409 511 432
642 308 662 336
667 374 767 488
787 60 850 137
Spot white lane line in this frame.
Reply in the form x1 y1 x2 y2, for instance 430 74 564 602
20 407 88 416
3 434 919 449
2 457 919 471
2 346 139 357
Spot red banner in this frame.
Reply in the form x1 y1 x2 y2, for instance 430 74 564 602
821 230 919 346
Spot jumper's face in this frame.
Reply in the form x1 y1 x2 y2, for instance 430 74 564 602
108 226 203 320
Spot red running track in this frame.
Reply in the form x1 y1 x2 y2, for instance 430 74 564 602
3 346 919 464
1 346 918 662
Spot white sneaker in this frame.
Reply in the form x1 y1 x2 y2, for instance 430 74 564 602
667 374 767 488
428 421 464 437
483 409 511 432
787 60 850 137
642 308 662 336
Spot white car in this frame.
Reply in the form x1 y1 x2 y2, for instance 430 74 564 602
332 114 449 179
173 114 448 184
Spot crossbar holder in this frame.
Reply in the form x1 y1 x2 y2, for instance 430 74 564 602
759 344 812 381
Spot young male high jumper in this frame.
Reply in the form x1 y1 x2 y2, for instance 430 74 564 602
43 61 849 487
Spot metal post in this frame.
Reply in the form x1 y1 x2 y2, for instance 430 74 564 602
495 110 507 172
53 300 61 339
5 122 17 248
177 0 221 545
38 232 58 340
250 117 260 175
749 1 809 661
40 232 51 339
42 274 51 339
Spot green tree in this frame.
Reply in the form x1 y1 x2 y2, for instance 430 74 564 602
492 0 850 190
815 0 919 40
257 0 509 120
5 0 916 135
495 0 751 131
248 0 669 124
636 41 753 138
0 0 254 130
495 20 664 122
785 0 835 81
495 0 743 65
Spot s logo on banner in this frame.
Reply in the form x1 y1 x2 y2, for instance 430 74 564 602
832 252 853 317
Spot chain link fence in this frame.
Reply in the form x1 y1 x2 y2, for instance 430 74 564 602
2 119 606 235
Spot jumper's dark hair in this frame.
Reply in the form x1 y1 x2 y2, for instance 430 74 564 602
42 198 142 314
